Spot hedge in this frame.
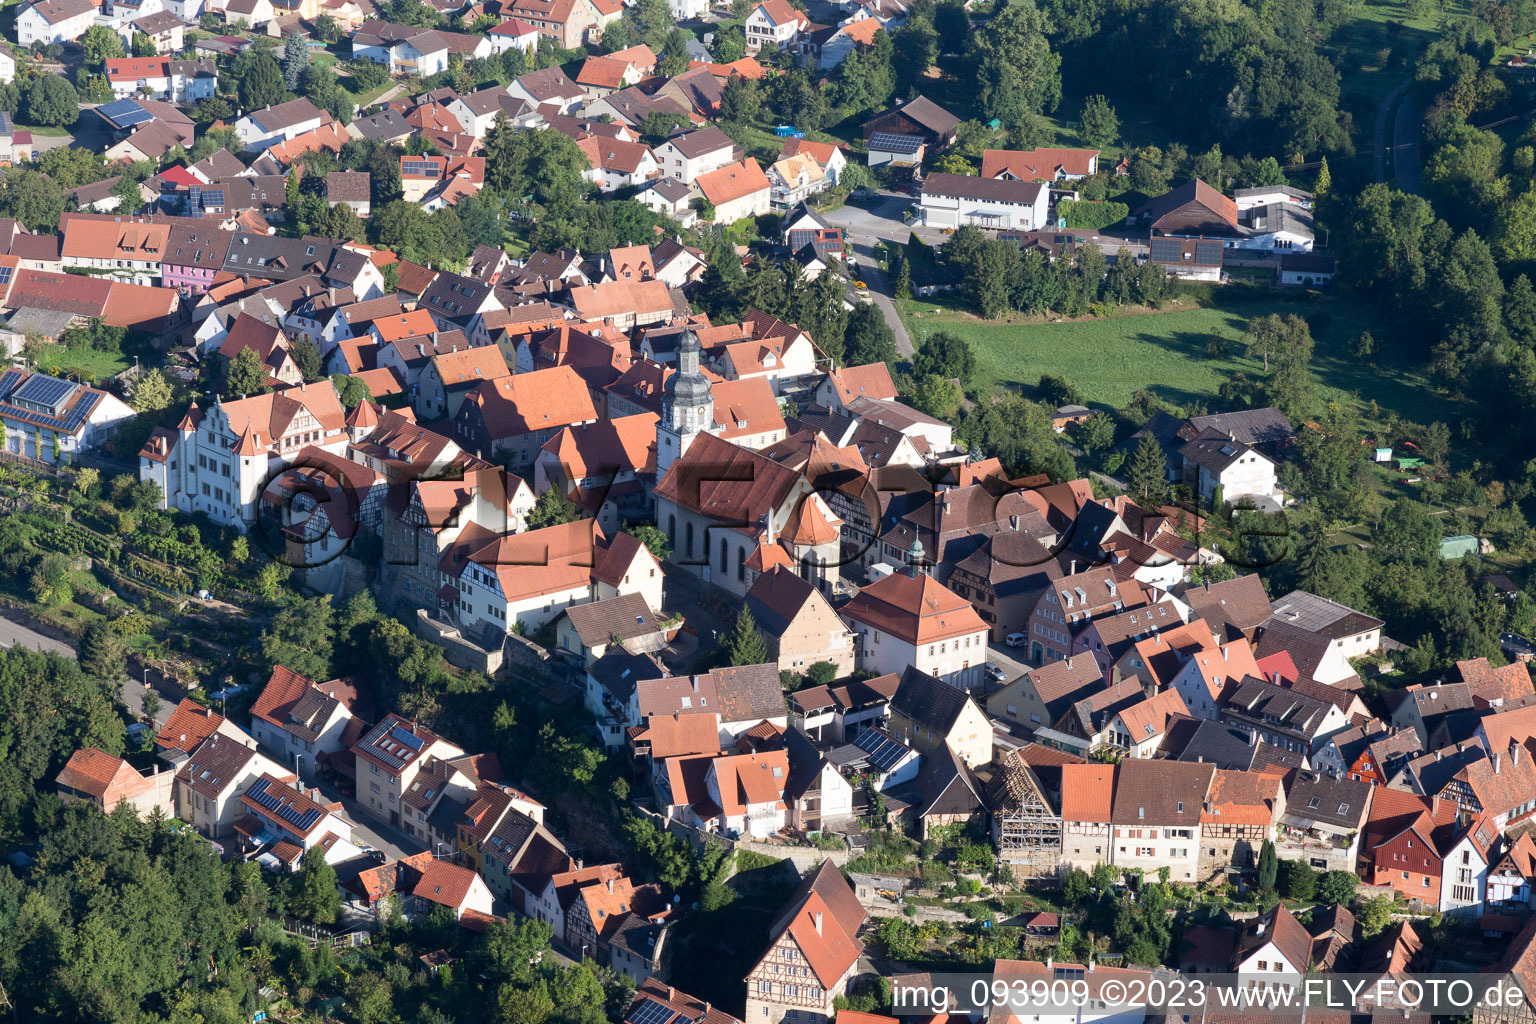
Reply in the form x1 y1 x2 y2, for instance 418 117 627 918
1057 199 1129 230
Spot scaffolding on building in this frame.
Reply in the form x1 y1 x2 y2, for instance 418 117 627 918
987 750 1063 877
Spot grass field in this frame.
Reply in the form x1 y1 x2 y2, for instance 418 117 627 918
897 290 1459 426
33 346 131 384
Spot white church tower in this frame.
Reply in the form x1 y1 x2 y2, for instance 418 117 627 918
656 327 714 478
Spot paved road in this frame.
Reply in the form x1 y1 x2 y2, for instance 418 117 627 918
821 193 930 357
986 640 1033 685
1393 90 1422 194
1374 79 1411 183
0 613 75 658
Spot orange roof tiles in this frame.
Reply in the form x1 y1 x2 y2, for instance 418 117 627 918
1059 762 1115 821
697 158 771 206
981 147 1100 180
413 858 483 909
374 309 437 342
157 697 228 754
839 571 987 645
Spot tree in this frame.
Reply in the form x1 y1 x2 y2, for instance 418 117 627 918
1317 869 1359 905
909 373 962 420
237 52 289 110
723 606 768 666
282 32 309 90
0 169 67 231
292 847 341 924
331 373 371 409
658 28 691 76
1314 155 1331 197
1244 313 1314 419
124 369 167 416
720 75 759 124
81 24 125 64
711 24 746 63
112 175 143 214
225 347 270 397
314 13 340 41
1420 420 1451 468
894 256 911 299
79 620 127 682
1357 893 1394 936
971 0 1060 134
25 76 78 127
911 331 975 385
844 304 900 367
292 339 323 382
1279 859 1317 901
625 523 671 559
1078 413 1114 453
73 466 99 498
634 0 674 48
526 486 579 530
131 32 157 57
1127 433 1167 507
1078 94 1118 148
1257 839 1277 890
805 660 838 686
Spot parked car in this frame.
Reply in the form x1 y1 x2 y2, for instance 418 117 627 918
1005 632 1028 647
986 664 1008 681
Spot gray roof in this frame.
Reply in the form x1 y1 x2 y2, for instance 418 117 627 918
885 95 958 135
922 172 1045 205
1186 407 1295 448
1266 589 1383 638
220 232 337 280
1282 769 1371 829
513 67 582 102
646 177 693 203
891 666 972 734
744 566 820 637
246 97 325 134
1242 200 1314 240
562 593 660 647
662 126 733 159
1179 427 1264 474
351 110 412 141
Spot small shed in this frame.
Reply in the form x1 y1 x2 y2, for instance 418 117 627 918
1373 447 1392 462
1395 456 1424 471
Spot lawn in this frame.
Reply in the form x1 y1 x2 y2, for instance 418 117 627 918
897 289 1460 426
33 345 132 384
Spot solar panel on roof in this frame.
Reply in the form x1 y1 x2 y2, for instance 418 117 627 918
247 777 323 833
854 729 908 772
14 373 78 415
0 266 13 287
627 998 678 1024
98 99 152 128
869 132 923 154
391 724 425 752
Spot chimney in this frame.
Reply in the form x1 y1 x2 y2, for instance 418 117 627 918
1221 645 1229 662
1514 739 1523 766
1495 754 1503 775
1249 730 1258 747
607 878 615 893
1069 559 1076 574
668 988 675 1001
1046 955 1053 970
813 911 823 934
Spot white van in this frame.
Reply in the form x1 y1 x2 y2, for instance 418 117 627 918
1005 632 1028 648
